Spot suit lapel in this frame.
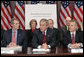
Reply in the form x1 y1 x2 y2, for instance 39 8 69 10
46 29 50 43
68 31 72 43
9 29 12 42
17 29 21 44
75 31 78 42
39 29 43 43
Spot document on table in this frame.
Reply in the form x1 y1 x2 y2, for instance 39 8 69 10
32 49 51 54
70 48 83 53
1 46 22 54
33 49 50 52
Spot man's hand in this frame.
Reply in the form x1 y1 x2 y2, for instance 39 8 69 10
41 43 48 49
75 43 81 48
70 43 81 48
7 42 17 47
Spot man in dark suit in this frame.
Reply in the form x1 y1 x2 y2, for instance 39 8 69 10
63 20 83 48
2 18 28 47
48 19 59 46
32 19 56 49
1 29 5 47
59 17 71 46
1 29 5 41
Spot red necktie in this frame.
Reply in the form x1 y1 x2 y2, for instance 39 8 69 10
42 32 46 44
12 31 16 43
32 29 35 32
72 33 75 44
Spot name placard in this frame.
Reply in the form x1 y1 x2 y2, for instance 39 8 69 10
1 50 14 54
71 48 83 53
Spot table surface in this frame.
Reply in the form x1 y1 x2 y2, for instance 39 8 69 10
1 47 83 56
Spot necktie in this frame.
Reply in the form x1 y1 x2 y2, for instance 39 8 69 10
12 31 16 43
72 33 75 44
32 29 35 32
42 32 46 44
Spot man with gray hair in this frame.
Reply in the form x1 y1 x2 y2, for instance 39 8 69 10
48 19 59 46
63 20 83 48
32 19 56 49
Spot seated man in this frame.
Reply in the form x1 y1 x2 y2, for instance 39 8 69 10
32 19 56 49
2 18 28 47
60 17 71 46
63 20 83 48
48 19 59 46
1 29 5 47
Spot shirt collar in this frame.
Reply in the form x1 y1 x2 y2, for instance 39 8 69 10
70 31 76 35
42 29 47 35
12 29 17 33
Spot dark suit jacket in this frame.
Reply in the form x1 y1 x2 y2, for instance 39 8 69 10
79 31 83 43
52 28 59 46
26 29 36 47
2 29 28 47
63 31 82 47
1 29 5 41
1 29 5 47
32 28 56 48
59 26 69 46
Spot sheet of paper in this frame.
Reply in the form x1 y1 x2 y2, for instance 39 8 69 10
32 49 50 52
71 48 83 53
1 46 22 52
32 49 50 54
1 50 14 54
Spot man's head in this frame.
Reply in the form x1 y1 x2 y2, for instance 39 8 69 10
66 17 71 26
48 19 54 28
11 18 20 30
69 20 78 32
40 19 48 32
30 19 37 29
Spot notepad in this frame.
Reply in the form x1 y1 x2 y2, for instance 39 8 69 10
32 49 50 54
1 49 14 54
70 48 83 53
33 49 50 52
1 46 22 54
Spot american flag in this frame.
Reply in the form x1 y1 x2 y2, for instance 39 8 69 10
1 1 12 30
31 1 40 4
46 1 56 4
14 1 25 30
59 1 71 28
73 1 83 28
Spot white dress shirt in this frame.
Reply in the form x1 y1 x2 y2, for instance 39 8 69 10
68 31 83 48
37 30 51 49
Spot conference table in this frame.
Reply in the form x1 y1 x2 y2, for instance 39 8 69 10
1 47 83 56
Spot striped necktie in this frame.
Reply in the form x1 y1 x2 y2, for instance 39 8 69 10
12 31 16 43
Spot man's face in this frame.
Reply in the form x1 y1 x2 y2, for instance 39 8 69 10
69 22 77 32
40 21 48 32
11 20 20 30
48 20 53 28
66 17 71 26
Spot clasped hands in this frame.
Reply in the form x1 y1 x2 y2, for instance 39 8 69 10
7 42 18 47
41 43 48 49
70 43 81 49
